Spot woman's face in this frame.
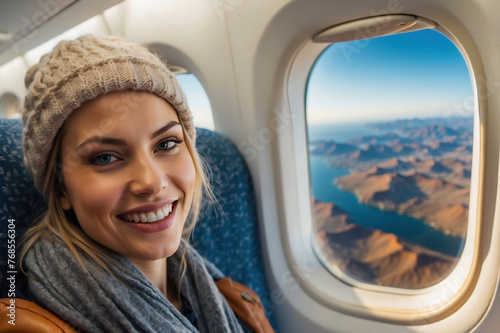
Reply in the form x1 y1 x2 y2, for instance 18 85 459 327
59 91 195 262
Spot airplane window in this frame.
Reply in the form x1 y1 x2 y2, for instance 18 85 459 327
0 56 26 119
0 92 21 119
175 73 214 130
306 29 474 289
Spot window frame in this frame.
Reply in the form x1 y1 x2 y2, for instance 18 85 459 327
275 19 485 324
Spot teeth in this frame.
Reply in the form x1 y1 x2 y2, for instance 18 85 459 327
156 208 164 220
147 212 157 222
122 203 174 223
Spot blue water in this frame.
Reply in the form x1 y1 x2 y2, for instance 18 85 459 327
309 155 465 257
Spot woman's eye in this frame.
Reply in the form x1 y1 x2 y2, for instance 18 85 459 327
156 138 183 152
89 153 118 166
158 141 175 150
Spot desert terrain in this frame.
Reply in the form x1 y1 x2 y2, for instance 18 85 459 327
312 198 457 288
312 117 472 238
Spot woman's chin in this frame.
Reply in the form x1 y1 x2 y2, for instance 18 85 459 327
125 243 182 263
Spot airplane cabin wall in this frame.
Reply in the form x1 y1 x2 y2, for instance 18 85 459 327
190 0 500 331
0 0 499 331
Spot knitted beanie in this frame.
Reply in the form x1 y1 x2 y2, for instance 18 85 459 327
22 34 194 193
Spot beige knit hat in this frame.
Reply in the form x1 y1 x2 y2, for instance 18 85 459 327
22 34 194 193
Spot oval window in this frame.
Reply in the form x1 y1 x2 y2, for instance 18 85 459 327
306 29 474 289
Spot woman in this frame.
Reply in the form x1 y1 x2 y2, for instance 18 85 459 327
20 34 271 332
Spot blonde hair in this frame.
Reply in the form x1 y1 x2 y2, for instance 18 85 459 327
20 119 212 282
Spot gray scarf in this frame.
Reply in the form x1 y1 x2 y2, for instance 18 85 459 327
24 237 244 333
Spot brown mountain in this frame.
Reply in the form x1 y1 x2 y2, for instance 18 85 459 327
426 141 470 155
406 125 460 141
315 225 456 288
336 171 469 237
311 198 351 233
401 202 469 237
441 158 471 178
344 146 396 162
378 158 414 173
417 160 452 173
312 198 457 288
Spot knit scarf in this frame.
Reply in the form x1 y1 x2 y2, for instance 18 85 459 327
24 237 244 333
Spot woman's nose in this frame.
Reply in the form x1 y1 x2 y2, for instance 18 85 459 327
128 155 167 196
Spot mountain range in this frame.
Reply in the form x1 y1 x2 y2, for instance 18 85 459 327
312 199 456 288
310 117 473 238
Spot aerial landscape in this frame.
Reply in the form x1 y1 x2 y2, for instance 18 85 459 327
309 116 473 288
305 27 474 289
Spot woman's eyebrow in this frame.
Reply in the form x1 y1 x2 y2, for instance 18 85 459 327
75 121 181 151
151 121 181 140
76 137 126 151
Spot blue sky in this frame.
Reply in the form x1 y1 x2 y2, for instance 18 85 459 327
306 29 473 124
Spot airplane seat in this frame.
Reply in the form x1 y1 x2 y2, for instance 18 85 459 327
0 118 277 330
190 127 277 329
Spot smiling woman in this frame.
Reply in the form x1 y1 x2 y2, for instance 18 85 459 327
59 91 196 263
15 35 273 333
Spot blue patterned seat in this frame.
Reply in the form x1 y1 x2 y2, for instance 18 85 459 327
0 118 276 329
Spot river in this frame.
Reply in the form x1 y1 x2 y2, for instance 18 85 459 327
309 155 465 257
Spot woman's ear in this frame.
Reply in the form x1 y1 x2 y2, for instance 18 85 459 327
59 184 72 210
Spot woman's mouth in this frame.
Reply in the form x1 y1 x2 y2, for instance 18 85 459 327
118 202 175 223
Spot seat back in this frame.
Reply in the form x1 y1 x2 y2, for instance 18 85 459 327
0 119 46 299
0 118 276 328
